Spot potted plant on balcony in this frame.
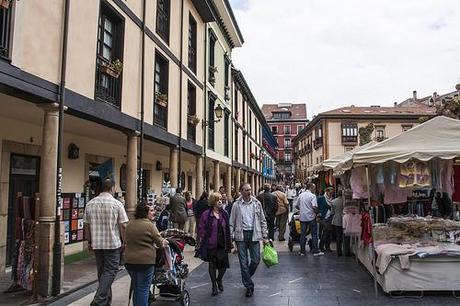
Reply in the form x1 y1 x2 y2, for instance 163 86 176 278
209 66 218 74
188 114 200 126
100 59 123 78
250 153 255 160
0 0 11 9
155 92 168 107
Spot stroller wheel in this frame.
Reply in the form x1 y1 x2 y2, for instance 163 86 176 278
288 240 293 252
180 289 190 306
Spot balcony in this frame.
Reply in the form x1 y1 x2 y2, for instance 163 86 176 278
0 6 11 59
313 137 323 150
154 94 168 128
342 135 358 145
187 116 196 142
95 57 122 108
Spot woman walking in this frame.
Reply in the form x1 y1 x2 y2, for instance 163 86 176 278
183 191 196 237
197 192 232 296
125 202 168 306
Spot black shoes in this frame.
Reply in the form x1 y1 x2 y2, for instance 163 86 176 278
212 285 218 296
217 279 224 292
245 287 254 297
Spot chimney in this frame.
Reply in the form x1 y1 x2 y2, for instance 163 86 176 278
394 102 398 107
412 90 417 101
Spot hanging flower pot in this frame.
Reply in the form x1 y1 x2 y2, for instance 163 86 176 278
100 59 123 78
188 114 200 126
0 0 10 9
155 92 168 108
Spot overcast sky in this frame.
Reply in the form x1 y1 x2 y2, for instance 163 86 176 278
229 0 460 118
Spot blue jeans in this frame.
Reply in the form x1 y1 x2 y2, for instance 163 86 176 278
127 266 155 306
300 220 320 254
236 230 260 289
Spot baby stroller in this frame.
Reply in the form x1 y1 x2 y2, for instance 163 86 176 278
288 212 311 252
129 229 195 306
152 229 196 306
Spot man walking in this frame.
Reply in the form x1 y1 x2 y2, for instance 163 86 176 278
296 183 323 256
286 184 296 212
273 185 289 241
257 184 277 240
84 179 129 306
230 183 268 298
169 187 187 230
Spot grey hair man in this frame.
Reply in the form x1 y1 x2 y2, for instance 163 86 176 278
230 183 268 298
295 183 323 256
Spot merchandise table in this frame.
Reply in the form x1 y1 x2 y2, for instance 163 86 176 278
355 245 460 293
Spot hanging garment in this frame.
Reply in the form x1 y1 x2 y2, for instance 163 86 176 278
399 160 431 188
439 160 454 195
350 167 368 199
343 213 362 236
361 212 372 246
383 187 409 204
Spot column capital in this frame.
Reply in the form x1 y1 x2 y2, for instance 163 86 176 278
126 130 140 138
37 102 62 113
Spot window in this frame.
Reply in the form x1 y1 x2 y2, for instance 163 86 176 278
242 99 246 126
224 111 229 157
402 125 413 132
284 138 291 148
186 82 196 141
342 123 358 143
284 125 291 135
344 146 354 152
95 2 124 108
235 128 239 161
249 112 252 135
273 112 290 119
271 125 277 134
375 127 385 141
234 88 239 120
297 125 304 134
285 152 291 162
208 96 216 150
154 52 169 128
243 135 246 164
188 14 197 73
314 125 323 149
156 0 170 44
0 4 12 59
208 30 216 85
224 57 230 100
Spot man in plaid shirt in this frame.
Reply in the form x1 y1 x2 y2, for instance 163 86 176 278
84 179 129 306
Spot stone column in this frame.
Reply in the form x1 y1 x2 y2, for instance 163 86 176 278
213 160 220 192
169 147 179 188
126 133 138 218
243 170 248 184
37 103 59 297
250 173 255 191
195 155 203 198
235 168 241 193
226 165 232 198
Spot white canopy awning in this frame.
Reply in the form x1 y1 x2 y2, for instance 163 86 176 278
322 141 376 173
352 116 460 165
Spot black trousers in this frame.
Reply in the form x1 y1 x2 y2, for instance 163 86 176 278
266 216 275 240
333 225 343 256
344 235 352 257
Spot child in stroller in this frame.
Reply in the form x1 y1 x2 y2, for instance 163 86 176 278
148 229 196 306
288 212 312 252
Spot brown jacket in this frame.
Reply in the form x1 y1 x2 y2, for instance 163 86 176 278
124 218 164 265
273 191 289 216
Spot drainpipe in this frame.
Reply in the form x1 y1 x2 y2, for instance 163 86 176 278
178 0 184 188
203 24 208 190
53 0 70 296
138 0 146 201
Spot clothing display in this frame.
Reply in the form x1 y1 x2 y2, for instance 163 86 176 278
350 167 368 199
342 213 362 236
398 160 431 188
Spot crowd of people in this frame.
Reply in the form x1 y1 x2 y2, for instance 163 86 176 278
83 178 357 306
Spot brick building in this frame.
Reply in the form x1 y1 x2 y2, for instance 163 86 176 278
261 103 308 182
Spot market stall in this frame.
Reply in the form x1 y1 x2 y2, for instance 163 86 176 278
343 116 460 294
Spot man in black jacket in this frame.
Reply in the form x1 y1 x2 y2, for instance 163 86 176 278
257 184 278 240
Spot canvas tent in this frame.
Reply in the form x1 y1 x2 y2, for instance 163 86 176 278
352 116 460 165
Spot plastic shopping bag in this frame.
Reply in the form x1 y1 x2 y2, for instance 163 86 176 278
262 243 279 268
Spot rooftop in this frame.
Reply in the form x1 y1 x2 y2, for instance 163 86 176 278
261 103 307 120
321 105 436 116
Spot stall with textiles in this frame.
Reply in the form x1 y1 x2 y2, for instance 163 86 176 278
342 116 460 294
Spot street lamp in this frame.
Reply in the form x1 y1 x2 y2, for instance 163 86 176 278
203 104 224 126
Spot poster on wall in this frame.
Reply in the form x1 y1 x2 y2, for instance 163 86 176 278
61 193 87 245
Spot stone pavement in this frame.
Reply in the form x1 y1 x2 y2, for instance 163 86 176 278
49 240 458 306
